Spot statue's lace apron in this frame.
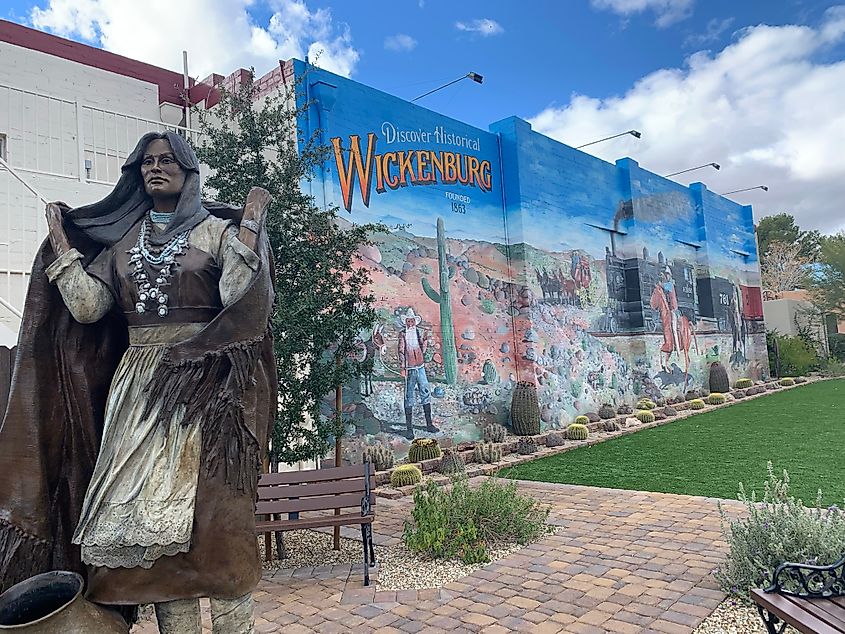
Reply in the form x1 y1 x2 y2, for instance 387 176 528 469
72 219 226 569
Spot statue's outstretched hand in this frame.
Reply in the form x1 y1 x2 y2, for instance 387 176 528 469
45 202 71 257
238 187 271 251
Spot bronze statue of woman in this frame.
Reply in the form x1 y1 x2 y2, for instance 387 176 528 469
0 131 277 633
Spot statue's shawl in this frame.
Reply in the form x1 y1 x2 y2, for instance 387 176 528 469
0 202 276 594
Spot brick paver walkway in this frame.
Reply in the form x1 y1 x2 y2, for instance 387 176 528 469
133 479 737 633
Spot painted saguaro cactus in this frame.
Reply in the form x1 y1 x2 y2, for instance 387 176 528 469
421 217 458 384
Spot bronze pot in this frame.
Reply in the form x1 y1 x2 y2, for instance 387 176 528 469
0 571 128 633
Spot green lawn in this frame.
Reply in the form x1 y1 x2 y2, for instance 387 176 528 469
501 379 845 505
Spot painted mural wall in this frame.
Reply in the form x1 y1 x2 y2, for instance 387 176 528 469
297 63 768 460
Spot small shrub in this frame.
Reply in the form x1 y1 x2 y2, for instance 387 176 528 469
517 437 538 455
689 399 705 410
746 386 765 396
768 332 820 377
735 378 753 389
685 390 701 401
617 404 633 415
483 423 507 443
825 360 845 376
598 404 616 419
707 393 726 405
566 423 589 440
635 399 656 410
403 477 551 564
574 415 590 425
440 449 466 476
546 431 566 447
635 410 655 423
391 464 422 488
716 463 845 603
473 442 503 464
408 438 442 463
779 377 795 386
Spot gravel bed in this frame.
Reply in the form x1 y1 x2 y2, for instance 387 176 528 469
259 528 554 590
692 599 797 633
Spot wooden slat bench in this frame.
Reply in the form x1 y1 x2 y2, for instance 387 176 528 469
752 555 845 633
255 462 376 586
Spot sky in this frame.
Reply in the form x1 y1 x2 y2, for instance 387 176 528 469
4 0 845 234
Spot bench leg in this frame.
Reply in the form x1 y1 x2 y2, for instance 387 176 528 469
367 523 376 565
360 524 370 587
756 606 787 634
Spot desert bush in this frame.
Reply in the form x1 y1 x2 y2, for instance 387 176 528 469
767 332 820 377
716 464 845 603
403 477 551 564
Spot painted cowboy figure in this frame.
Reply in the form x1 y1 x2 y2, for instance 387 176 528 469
398 308 439 439
0 131 277 633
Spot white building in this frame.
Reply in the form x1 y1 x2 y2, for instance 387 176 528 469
0 19 294 336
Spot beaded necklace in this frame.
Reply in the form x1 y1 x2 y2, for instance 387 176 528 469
127 213 189 317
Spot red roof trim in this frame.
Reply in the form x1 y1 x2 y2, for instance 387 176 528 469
0 19 195 106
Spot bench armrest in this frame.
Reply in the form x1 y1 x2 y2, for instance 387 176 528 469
766 554 845 598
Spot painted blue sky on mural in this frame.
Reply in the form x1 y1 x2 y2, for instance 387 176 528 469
8 0 845 233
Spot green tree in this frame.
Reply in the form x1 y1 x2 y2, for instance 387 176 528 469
756 213 821 260
193 71 385 465
811 233 845 319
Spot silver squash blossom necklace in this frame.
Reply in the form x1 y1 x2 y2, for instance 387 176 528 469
128 212 189 317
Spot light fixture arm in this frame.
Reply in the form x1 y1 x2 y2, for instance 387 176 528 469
575 129 641 149
722 185 769 195
663 162 720 178
412 72 484 102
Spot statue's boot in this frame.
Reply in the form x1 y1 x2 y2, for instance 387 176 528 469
402 407 415 440
155 599 200 634
423 404 440 433
211 593 255 634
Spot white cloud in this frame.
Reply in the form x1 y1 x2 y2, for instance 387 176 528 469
455 18 504 37
591 0 694 28
384 33 417 52
529 8 845 234
684 16 734 47
29 0 360 79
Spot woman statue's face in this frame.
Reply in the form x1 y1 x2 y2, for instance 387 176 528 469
141 138 187 201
